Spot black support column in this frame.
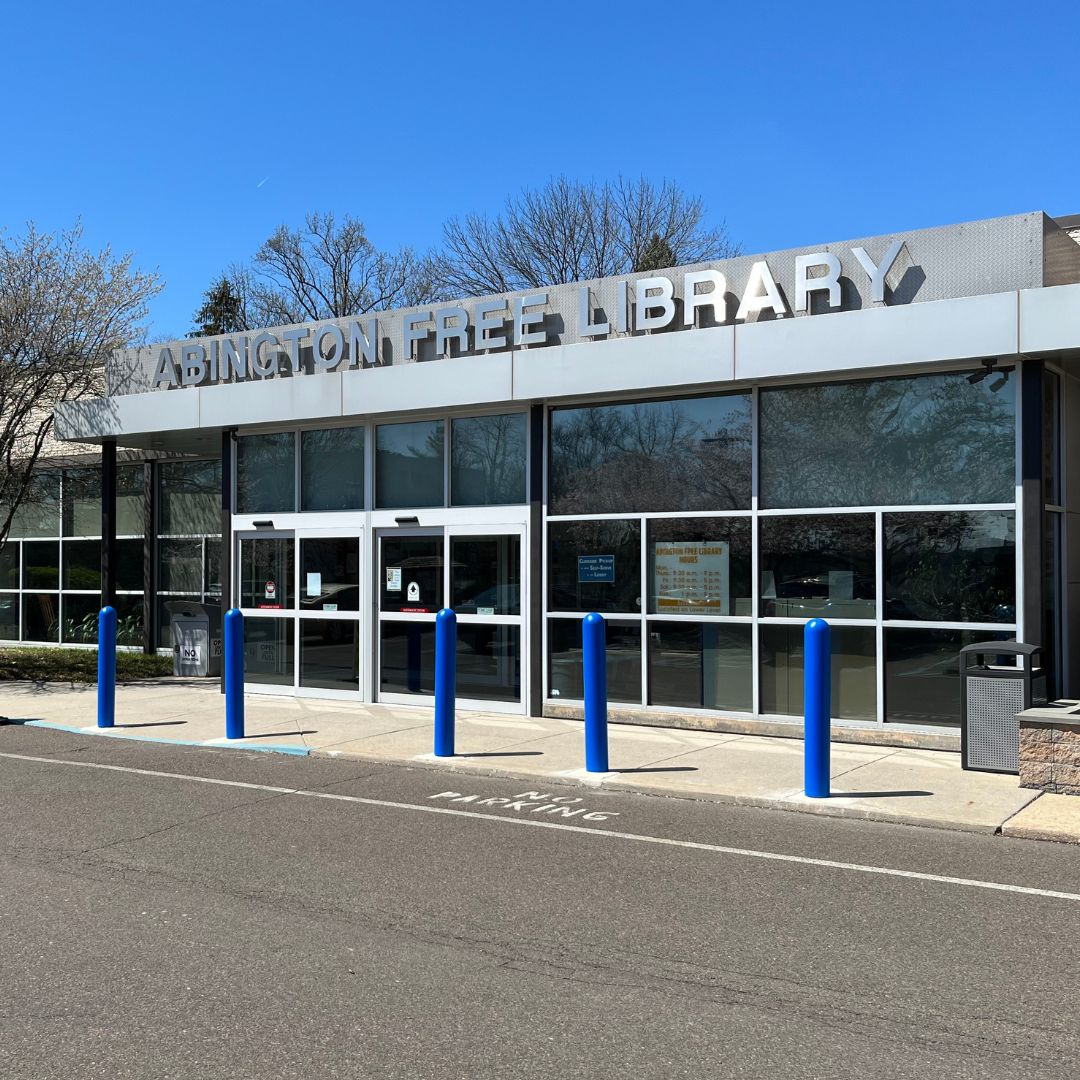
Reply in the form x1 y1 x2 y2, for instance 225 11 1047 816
1020 359 1046 666
100 440 118 610
528 404 544 717
142 460 157 654
219 429 234 693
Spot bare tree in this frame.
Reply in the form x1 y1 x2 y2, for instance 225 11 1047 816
436 176 739 296
0 222 161 545
220 212 440 329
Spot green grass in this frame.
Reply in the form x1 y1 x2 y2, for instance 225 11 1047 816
0 647 174 683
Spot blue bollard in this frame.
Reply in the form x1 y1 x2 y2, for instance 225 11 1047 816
224 608 245 740
583 612 609 772
434 608 456 757
804 618 831 798
97 606 117 729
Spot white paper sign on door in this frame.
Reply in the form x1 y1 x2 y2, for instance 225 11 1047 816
306 572 322 597
407 581 420 602
386 567 402 592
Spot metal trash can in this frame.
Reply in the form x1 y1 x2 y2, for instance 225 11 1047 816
166 600 223 678
959 641 1046 774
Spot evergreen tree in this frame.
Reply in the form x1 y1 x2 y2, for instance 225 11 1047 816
190 276 247 335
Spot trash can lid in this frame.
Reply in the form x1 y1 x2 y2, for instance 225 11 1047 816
959 640 1039 656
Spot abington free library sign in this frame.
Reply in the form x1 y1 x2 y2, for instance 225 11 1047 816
49 211 1080 737
151 242 906 387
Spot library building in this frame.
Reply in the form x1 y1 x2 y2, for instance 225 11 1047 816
6 210 1080 742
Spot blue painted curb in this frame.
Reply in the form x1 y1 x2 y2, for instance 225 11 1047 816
17 719 310 757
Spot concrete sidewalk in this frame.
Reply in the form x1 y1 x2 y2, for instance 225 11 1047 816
1 678 1076 840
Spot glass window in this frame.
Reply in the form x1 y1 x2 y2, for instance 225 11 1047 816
1044 370 1061 506
380 623 435 696
114 594 144 647
62 540 100 590
548 618 642 703
22 593 59 642
649 623 753 712
117 538 144 592
117 464 145 536
760 371 1016 508
884 511 1015 623
648 518 752 617
550 393 752 514
456 625 521 702
301 427 364 512
759 515 875 618
243 618 294 686
451 414 526 506
205 539 222 602
380 536 442 613
22 541 59 589
301 538 360 612
239 537 294 609
549 520 641 614
159 460 221 534
8 472 60 538
0 544 18 589
61 594 101 644
760 625 876 721
885 628 1010 726
0 594 18 640
159 539 204 594
376 421 444 509
300 620 359 691
62 468 101 536
237 433 295 514
451 536 520 616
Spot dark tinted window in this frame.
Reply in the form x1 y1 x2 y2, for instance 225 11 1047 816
549 520 640 614
760 371 1015 508
550 394 751 514
884 511 1015 622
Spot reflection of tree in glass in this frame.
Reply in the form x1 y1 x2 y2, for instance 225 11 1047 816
160 461 221 535
760 516 875 600
761 374 1015 509
453 415 524 504
885 512 1014 623
551 396 752 513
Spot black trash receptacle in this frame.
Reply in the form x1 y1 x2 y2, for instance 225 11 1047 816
959 641 1047 774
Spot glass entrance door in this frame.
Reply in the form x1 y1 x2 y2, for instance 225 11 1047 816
377 525 525 710
236 526 365 698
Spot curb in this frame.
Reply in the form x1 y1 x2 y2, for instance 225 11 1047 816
12 719 310 757
1 716 1049 840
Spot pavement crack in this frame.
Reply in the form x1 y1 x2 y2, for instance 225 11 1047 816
70 789 297 858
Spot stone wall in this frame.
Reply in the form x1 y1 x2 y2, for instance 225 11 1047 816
1019 715 1080 794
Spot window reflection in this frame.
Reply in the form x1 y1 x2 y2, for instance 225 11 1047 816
451 414 526 506
548 520 640 613
550 394 751 514
237 434 295 514
760 372 1016 508
159 460 221 535
884 511 1015 622
548 618 641 703
648 623 752 712
376 421 444 509
760 625 876 721
301 427 364 512
885 628 1008 725
759 516 875 618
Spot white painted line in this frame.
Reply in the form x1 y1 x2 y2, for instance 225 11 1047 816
1 749 1077 904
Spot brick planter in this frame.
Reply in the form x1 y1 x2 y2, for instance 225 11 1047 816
1017 703 1080 795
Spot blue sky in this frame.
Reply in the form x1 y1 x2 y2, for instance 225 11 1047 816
2 1 1077 340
